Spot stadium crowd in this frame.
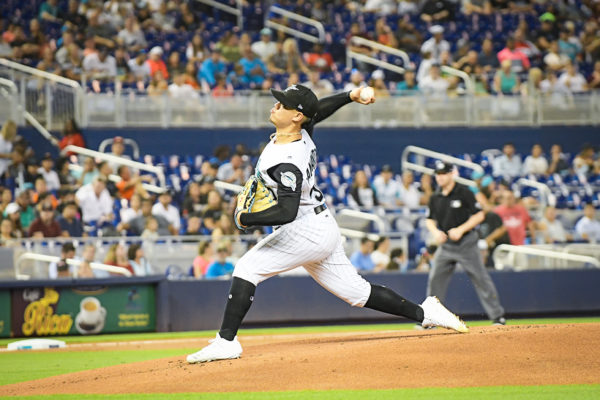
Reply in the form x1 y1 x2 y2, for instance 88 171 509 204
1 0 599 97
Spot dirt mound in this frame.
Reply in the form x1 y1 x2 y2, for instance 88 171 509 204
2 324 599 396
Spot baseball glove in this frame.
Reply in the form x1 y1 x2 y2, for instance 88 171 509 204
234 175 276 229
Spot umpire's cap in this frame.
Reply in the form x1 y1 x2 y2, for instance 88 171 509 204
271 84 319 119
434 160 454 174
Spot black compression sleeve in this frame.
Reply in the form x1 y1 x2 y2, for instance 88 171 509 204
240 163 303 227
302 91 353 136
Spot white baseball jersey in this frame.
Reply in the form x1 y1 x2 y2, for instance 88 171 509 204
254 129 324 221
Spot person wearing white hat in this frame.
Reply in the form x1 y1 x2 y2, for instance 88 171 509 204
251 27 277 63
145 46 169 79
420 25 450 62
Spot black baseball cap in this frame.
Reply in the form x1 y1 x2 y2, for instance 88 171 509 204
434 160 453 174
270 84 319 119
381 164 393 173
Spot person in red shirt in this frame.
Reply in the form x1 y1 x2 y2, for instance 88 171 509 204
304 43 334 72
145 46 169 80
497 37 530 73
28 203 61 238
58 119 86 156
494 190 536 245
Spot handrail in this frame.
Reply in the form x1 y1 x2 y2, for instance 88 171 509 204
265 6 326 43
16 252 132 279
98 138 140 160
68 164 165 194
336 209 387 233
61 145 166 188
23 111 60 146
338 228 381 241
0 77 20 124
515 178 552 211
193 0 243 28
347 36 409 74
492 244 600 270
0 58 81 89
214 180 243 193
401 145 484 186
441 65 474 94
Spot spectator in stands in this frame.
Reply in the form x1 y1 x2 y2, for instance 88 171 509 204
590 61 600 89
37 47 63 76
169 73 200 99
399 170 428 209
75 176 114 225
522 144 549 175
513 26 541 62
303 71 335 98
266 41 287 74
463 0 492 15
211 73 234 97
239 47 267 88
141 216 160 239
117 16 147 53
547 144 570 175
370 70 390 98
74 243 96 278
216 32 241 64
0 120 16 179
177 2 203 33
0 218 18 246
581 21 600 64
375 17 397 48
13 190 34 232
63 0 86 36
146 46 169 80
73 157 98 187
304 43 334 72
86 12 115 49
119 197 173 236
108 136 131 170
494 190 536 245
199 49 226 87
116 166 150 201
492 142 522 180
128 50 150 80
558 61 588 93
152 2 176 32
420 0 454 22
147 72 169 96
39 0 61 22
344 69 367 91
419 62 449 98
185 215 203 236
205 243 234 279
544 41 570 72
56 31 75 67
479 208 511 267
575 204 600 243
212 214 237 240
120 193 142 224
32 176 58 209
394 19 422 54
59 119 85 156
128 243 154 276
534 12 559 52
0 188 12 215
538 206 571 244
4 202 23 239
83 46 117 80
37 153 60 192
497 37 530 73
573 144 595 175
29 203 61 238
167 51 184 78
57 201 84 237
421 25 450 63
251 28 277 63
201 190 224 231
103 243 133 275
453 50 480 76
493 59 520 94
373 165 400 207
192 240 213 278
217 154 248 185
396 69 419 94
477 38 500 73
349 170 379 208
186 34 207 65
182 181 203 218
350 237 376 272
371 236 391 272
152 190 180 233
49 242 76 279
183 62 200 89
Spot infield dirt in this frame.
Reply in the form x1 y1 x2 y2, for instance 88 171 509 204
1 323 599 395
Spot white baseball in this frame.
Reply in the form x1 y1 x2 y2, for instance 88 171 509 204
360 87 374 102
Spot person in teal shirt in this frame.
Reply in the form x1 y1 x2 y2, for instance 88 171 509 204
205 246 235 279
395 70 419 95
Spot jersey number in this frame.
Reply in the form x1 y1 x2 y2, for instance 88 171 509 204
306 149 323 202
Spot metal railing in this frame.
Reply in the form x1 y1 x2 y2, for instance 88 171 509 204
401 145 484 186
194 0 243 29
265 5 326 44
79 91 600 128
16 252 132 280
492 244 600 271
0 58 83 130
61 145 167 189
68 164 165 194
346 36 410 74
515 178 552 217
336 209 387 233
0 77 20 124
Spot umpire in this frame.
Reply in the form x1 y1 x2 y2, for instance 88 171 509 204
425 161 506 325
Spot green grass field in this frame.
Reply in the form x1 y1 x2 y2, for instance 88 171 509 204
2 317 599 400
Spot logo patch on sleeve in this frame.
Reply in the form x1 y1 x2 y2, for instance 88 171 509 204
280 171 297 191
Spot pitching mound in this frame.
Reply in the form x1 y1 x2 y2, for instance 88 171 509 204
2 323 600 396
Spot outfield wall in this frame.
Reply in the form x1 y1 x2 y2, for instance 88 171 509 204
19 126 597 172
1 269 599 337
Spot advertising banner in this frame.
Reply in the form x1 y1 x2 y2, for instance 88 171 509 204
0 291 10 338
10 284 155 337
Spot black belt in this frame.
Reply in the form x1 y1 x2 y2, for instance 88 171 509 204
314 204 327 215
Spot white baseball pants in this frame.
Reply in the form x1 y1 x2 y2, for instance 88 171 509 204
233 208 372 307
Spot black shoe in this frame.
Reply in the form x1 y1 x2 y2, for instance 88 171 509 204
492 317 506 326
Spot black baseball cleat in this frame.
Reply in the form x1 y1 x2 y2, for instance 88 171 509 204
492 316 507 326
